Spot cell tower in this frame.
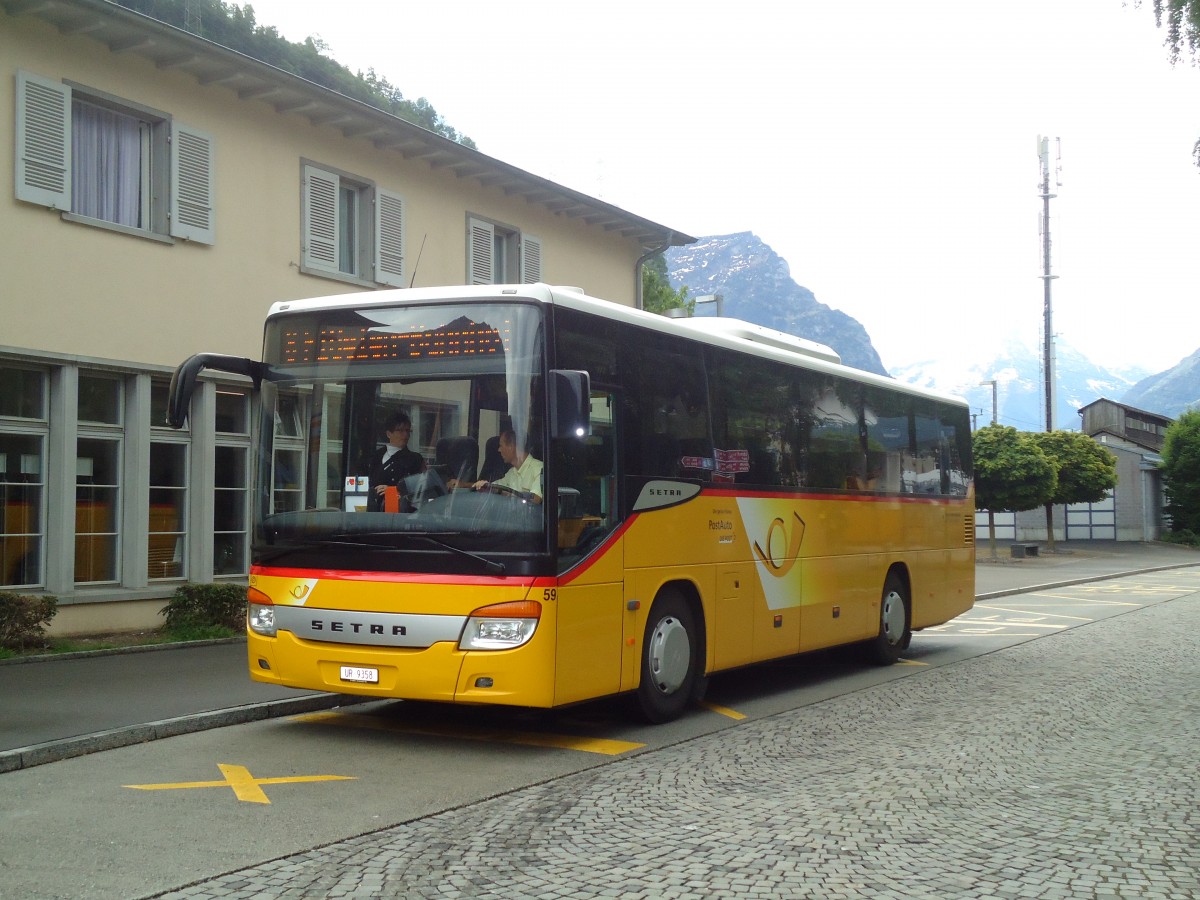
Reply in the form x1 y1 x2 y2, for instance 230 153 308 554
1038 136 1061 432
184 0 202 34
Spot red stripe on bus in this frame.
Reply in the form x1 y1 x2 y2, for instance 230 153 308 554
556 517 638 586
701 487 969 505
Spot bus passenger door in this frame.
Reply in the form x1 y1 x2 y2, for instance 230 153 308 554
553 391 625 706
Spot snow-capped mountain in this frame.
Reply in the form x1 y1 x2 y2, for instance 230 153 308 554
665 232 888 376
892 339 1149 431
1121 349 1200 418
664 231 1163 429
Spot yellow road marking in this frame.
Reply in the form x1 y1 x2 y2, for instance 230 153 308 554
700 701 746 720
292 711 645 756
974 604 1094 621
1026 592 1140 605
896 658 928 666
125 764 355 805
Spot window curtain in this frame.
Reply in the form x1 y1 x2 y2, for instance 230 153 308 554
72 101 143 227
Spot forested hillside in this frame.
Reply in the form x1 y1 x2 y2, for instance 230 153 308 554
112 0 474 146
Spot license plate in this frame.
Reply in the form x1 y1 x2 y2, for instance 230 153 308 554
339 665 379 684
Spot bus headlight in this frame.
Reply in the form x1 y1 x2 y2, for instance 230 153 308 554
459 600 540 650
247 588 277 636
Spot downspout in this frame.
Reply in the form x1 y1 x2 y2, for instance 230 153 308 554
634 232 675 311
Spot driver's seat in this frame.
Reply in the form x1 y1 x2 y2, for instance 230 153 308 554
435 436 478 485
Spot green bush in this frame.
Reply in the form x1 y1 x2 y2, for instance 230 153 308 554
1161 530 1200 547
161 583 246 633
0 591 58 650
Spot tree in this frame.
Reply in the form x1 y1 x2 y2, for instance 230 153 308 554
111 0 475 147
973 425 1057 558
1161 410 1200 536
641 254 692 316
1143 0 1200 164
1030 431 1119 551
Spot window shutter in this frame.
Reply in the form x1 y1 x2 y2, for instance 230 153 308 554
15 71 71 209
520 234 543 284
467 217 494 284
169 123 215 244
374 188 405 287
302 165 339 273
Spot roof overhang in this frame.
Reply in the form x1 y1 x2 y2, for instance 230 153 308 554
4 0 695 250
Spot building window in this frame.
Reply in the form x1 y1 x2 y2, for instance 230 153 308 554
148 381 187 580
15 70 215 244
148 441 187 580
0 366 48 589
467 216 542 284
214 389 250 576
76 436 121 585
72 97 157 230
301 162 405 287
76 374 123 585
79 373 122 425
272 390 307 514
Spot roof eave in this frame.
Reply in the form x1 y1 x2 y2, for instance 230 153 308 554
3 0 695 250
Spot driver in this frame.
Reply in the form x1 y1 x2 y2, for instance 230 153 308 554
468 429 543 504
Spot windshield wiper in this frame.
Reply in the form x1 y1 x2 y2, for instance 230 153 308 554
259 532 506 576
409 534 505 577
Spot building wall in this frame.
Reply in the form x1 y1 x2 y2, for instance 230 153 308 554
0 9 661 633
2 11 643 368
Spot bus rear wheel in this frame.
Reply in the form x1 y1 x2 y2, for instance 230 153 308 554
635 592 698 723
867 571 910 666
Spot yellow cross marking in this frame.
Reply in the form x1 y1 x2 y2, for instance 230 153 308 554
125 764 355 805
700 701 746 720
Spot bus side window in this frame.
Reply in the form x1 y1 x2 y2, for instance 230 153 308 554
556 391 617 562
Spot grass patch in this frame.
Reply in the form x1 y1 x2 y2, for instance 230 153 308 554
0 624 241 660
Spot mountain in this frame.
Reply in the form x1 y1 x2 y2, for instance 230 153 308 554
663 230 1166 428
1121 350 1200 418
892 338 1149 431
665 232 888 376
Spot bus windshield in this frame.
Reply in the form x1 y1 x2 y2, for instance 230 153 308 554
254 301 546 573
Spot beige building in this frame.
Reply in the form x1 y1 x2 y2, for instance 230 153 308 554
1 0 692 632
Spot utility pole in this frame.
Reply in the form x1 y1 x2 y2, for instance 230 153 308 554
1038 136 1060 433
980 380 998 425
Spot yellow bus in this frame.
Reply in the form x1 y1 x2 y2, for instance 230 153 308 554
168 284 974 722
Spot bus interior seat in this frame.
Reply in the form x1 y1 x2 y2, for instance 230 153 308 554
643 433 681 478
435 436 478 485
478 435 508 482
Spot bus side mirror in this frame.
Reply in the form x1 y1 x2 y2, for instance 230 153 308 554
549 369 591 440
167 353 267 428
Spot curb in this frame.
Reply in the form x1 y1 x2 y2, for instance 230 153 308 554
0 692 372 774
0 636 245 667
975 560 1200 601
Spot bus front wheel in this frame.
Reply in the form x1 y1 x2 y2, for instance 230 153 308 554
635 592 698 723
867 571 911 665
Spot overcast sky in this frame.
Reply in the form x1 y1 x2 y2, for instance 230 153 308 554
244 0 1200 374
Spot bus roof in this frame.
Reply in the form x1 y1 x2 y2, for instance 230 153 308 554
266 284 967 408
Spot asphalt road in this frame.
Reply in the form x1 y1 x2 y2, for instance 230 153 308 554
0 541 1196 899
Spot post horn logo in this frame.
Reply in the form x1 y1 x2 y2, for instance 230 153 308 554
290 583 311 600
753 512 805 578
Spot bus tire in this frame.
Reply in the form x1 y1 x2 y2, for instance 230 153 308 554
635 591 699 723
867 571 910 666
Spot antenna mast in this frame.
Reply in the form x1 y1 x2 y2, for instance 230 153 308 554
1038 136 1060 432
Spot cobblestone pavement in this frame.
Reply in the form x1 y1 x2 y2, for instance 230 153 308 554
156 594 1200 900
